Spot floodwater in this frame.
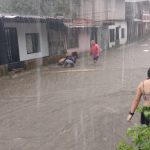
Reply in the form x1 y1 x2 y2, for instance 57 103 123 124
0 38 150 150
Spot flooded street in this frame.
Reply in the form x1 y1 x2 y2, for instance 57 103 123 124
0 38 150 150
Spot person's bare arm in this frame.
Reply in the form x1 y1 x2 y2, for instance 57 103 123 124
127 83 143 121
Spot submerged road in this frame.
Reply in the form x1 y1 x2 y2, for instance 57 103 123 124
0 38 150 150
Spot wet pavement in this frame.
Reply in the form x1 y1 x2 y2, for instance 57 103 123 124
0 38 150 150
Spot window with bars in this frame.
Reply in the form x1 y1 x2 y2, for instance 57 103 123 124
26 33 40 54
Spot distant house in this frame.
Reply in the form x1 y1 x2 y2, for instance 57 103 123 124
0 15 67 72
126 0 150 42
79 0 127 49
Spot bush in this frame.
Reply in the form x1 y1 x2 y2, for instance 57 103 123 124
117 142 133 150
117 125 150 150
117 106 150 150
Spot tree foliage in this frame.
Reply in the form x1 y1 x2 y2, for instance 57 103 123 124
117 107 150 150
0 0 81 18
117 125 150 150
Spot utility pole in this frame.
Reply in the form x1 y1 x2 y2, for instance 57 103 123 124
105 0 109 20
91 0 97 42
92 0 95 21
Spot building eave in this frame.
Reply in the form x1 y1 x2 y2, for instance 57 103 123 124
0 14 63 24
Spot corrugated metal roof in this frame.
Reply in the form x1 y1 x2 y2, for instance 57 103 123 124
0 14 68 32
0 14 63 23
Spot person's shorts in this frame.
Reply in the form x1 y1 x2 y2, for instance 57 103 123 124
93 55 99 61
64 59 75 67
141 107 150 126
65 59 74 64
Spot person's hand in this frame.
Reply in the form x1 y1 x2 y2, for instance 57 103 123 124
127 114 133 122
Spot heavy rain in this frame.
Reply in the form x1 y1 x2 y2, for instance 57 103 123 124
0 0 150 150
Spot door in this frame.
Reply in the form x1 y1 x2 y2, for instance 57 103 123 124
90 27 97 42
116 27 120 46
138 24 143 39
101 27 109 50
0 20 8 64
5 28 20 63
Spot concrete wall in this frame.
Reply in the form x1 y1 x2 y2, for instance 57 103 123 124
109 21 127 48
4 22 49 61
107 0 125 20
80 0 125 21
143 22 150 36
79 31 90 51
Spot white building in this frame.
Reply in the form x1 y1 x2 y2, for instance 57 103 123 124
80 0 127 49
4 22 49 62
0 15 67 71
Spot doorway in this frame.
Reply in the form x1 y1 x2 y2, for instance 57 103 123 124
5 28 20 63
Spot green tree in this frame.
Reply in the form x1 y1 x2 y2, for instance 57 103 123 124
0 0 81 18
117 125 150 150
117 107 150 150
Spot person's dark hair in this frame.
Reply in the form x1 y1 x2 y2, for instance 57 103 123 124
147 68 150 79
71 52 78 58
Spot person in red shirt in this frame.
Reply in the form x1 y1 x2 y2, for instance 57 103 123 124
90 40 101 63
